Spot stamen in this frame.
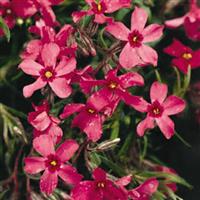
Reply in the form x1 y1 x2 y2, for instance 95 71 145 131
182 53 192 60
45 71 53 78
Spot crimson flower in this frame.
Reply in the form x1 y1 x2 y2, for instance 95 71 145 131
28 101 63 144
60 92 110 142
163 39 200 74
72 0 131 24
19 43 76 98
81 69 144 115
24 135 82 195
71 168 127 200
126 82 185 139
106 7 163 69
22 24 76 60
165 0 200 41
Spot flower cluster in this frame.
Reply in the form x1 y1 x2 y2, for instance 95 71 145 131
1 0 195 199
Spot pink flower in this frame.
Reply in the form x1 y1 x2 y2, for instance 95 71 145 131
22 24 76 60
81 69 144 115
165 0 200 41
163 39 200 74
106 7 163 69
128 178 159 200
72 0 131 24
28 101 63 144
60 92 110 142
126 82 185 139
19 43 76 98
71 168 127 200
24 135 83 195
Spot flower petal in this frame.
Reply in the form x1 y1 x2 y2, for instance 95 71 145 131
93 168 106 181
156 115 175 139
41 43 60 67
23 78 46 98
119 43 145 69
56 139 79 162
49 77 72 98
33 135 55 157
163 95 185 115
106 21 129 41
60 103 85 119
136 44 158 66
28 111 51 131
72 11 88 23
19 59 43 76
73 112 102 142
165 16 186 28
137 116 155 137
24 157 46 174
104 0 131 13
58 165 83 185
143 24 164 43
123 93 149 112
87 91 110 112
131 7 148 31
40 170 58 195
119 72 144 88
163 39 189 57
172 58 189 74
150 81 168 104
56 57 76 76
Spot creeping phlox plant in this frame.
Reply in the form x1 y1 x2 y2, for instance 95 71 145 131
0 0 199 199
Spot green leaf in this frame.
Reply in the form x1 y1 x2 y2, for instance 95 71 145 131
0 17 10 42
138 171 192 189
175 131 191 148
110 120 120 139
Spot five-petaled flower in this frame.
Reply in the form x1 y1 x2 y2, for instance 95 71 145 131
106 7 163 68
19 42 76 98
72 0 131 24
163 39 200 74
71 168 127 200
60 92 110 142
81 68 144 116
126 81 185 139
24 135 83 195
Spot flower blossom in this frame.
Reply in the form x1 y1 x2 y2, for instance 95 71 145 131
28 100 63 144
72 0 131 24
71 168 127 200
22 23 76 60
163 39 200 74
80 69 144 116
106 7 163 69
126 81 185 139
60 92 110 142
24 135 83 195
19 42 76 98
165 0 200 41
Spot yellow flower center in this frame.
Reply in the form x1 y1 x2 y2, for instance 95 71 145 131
50 160 57 166
109 82 118 89
153 108 160 115
97 3 102 11
182 53 192 60
88 108 95 114
45 71 53 78
97 182 105 188
133 36 138 42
